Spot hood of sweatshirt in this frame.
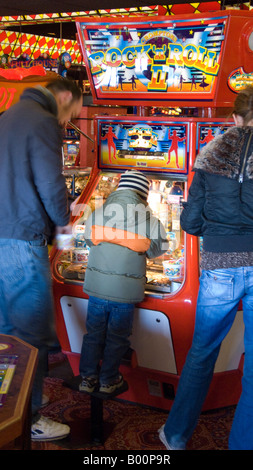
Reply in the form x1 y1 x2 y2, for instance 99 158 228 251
20 86 58 117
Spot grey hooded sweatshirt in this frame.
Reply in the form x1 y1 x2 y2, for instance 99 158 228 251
0 86 70 242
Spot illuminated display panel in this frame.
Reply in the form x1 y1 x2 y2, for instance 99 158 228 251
77 14 227 104
96 117 190 175
196 120 233 153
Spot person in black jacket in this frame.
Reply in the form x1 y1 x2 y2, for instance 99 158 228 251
159 86 253 450
0 78 82 441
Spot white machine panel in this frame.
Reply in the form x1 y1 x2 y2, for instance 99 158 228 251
60 296 88 353
60 296 177 373
130 308 177 374
60 296 244 374
214 310 244 372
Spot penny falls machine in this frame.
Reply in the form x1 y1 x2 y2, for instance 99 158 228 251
51 10 253 410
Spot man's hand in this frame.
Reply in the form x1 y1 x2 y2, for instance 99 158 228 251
55 223 73 235
70 196 80 212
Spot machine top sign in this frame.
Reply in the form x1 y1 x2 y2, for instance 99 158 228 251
76 11 253 107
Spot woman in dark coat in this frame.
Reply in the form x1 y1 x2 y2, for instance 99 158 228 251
159 86 253 450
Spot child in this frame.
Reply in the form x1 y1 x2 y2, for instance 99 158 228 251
79 170 169 394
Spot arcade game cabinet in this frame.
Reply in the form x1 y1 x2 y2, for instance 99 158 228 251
51 10 253 410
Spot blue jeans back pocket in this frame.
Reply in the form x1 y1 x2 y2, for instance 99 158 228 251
0 244 24 283
202 270 234 301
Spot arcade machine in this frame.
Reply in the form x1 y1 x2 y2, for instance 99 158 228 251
51 10 253 411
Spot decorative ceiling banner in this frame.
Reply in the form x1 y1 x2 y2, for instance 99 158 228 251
76 10 253 107
158 2 223 15
0 7 159 26
0 30 81 63
0 5 252 26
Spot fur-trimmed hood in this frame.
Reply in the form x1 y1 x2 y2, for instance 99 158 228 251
193 126 253 180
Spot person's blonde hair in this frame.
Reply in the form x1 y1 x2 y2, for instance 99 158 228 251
233 85 253 125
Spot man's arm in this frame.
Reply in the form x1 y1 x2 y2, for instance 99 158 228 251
29 116 70 227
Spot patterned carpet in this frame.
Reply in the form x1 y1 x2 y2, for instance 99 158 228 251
31 352 235 451
28 353 235 451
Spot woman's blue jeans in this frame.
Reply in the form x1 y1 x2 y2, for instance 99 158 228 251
79 296 134 383
163 266 253 450
0 238 57 416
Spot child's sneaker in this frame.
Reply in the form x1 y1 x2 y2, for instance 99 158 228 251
99 374 124 394
31 416 70 441
79 376 98 393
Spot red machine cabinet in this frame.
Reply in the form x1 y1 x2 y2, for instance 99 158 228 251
51 10 253 410
51 115 243 411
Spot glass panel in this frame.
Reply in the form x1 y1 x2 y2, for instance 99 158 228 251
63 168 91 198
55 171 185 295
146 178 185 294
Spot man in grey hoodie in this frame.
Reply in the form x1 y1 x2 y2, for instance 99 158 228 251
79 170 169 395
0 78 82 441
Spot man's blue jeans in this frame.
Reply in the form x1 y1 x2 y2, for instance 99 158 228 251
163 267 253 450
79 296 134 383
0 239 57 416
